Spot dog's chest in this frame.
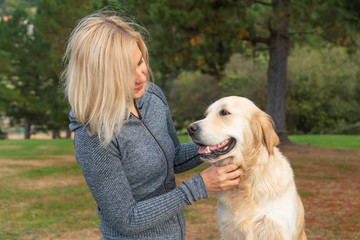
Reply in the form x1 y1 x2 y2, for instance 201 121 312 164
216 191 255 240
217 188 254 221
216 185 299 240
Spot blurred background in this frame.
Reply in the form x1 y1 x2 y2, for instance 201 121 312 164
1 0 359 142
1 1 360 239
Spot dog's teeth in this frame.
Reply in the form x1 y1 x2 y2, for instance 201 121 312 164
205 146 210 153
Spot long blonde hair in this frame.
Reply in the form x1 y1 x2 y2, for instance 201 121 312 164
62 12 151 145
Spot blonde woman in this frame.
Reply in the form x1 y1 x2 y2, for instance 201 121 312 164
62 12 242 240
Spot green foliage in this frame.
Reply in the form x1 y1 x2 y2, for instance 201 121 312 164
287 46 360 134
170 52 269 130
34 0 95 137
0 8 49 137
106 0 248 87
334 121 360 135
290 0 359 49
172 45 360 135
171 71 220 129
220 53 268 110
0 0 36 17
1 0 360 137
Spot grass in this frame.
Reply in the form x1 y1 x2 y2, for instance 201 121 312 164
15 162 81 178
0 134 359 239
178 134 191 144
289 134 360 149
0 139 74 160
0 139 98 239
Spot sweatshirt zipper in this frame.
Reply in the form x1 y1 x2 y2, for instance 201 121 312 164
132 102 184 240
140 119 169 192
132 101 170 191
139 118 184 239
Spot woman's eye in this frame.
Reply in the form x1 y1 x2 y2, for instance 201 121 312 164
220 109 230 116
138 58 143 66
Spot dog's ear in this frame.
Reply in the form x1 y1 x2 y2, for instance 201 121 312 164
251 111 279 155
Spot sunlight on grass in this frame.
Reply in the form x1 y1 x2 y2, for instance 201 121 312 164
0 140 99 239
0 139 74 160
289 134 360 149
16 162 81 178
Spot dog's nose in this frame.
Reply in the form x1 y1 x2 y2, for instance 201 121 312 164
187 123 199 135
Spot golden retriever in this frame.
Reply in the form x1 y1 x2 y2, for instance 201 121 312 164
187 96 306 240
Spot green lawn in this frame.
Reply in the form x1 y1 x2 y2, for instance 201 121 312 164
0 139 97 239
289 134 360 149
0 134 359 239
0 139 74 160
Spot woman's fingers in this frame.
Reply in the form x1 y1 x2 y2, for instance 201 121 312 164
228 167 243 180
200 164 243 192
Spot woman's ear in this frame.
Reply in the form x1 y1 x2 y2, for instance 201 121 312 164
251 111 280 155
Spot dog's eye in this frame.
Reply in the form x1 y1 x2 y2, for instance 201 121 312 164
219 109 231 116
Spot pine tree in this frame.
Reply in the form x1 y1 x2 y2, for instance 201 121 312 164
0 9 48 139
34 0 94 138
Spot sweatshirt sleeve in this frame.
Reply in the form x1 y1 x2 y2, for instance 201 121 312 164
167 110 203 173
149 84 204 173
73 127 207 235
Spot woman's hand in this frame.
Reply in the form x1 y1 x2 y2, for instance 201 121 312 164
200 164 243 192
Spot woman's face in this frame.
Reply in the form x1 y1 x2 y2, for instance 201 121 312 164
132 43 148 99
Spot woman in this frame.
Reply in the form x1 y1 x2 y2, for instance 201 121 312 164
62 12 242 240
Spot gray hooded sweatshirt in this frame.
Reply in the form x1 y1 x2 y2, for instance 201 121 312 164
69 83 208 240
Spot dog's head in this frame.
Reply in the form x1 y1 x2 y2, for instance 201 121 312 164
187 96 279 166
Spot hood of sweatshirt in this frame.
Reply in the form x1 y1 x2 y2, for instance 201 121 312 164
68 110 83 132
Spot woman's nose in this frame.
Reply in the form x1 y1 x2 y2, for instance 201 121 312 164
136 67 147 83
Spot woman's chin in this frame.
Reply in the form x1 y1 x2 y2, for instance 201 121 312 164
133 89 145 99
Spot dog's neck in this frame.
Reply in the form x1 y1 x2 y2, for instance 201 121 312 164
214 146 294 201
213 156 236 167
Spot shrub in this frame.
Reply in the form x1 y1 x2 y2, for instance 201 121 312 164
169 71 220 130
287 46 360 133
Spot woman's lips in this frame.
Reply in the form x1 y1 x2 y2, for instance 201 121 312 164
134 85 143 91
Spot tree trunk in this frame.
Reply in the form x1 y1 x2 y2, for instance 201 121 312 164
266 0 291 144
66 127 72 139
52 129 57 139
24 117 31 139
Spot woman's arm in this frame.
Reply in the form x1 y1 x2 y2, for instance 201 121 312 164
74 127 207 235
149 84 203 173
172 141 203 174
164 105 203 173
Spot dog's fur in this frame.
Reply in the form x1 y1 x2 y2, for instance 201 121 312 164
187 96 306 240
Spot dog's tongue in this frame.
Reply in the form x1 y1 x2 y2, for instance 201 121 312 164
198 145 218 154
197 139 231 154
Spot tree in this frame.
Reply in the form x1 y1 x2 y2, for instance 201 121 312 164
93 0 360 142
0 9 49 139
0 0 36 17
96 0 247 89
264 0 290 144
107 0 291 143
34 0 95 138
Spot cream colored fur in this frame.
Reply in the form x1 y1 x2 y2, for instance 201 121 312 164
190 96 306 240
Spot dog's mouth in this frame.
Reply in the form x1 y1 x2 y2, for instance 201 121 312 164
195 138 236 158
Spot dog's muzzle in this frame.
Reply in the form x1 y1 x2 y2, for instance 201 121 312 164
187 123 236 158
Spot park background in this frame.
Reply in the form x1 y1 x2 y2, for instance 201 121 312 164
0 0 359 239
